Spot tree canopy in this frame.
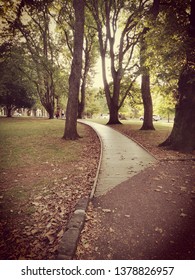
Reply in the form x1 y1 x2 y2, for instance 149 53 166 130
0 0 194 151
0 42 36 117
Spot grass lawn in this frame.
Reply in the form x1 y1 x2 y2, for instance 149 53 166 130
0 117 84 169
0 117 100 259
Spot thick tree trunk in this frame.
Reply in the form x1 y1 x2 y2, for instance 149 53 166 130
160 0 195 152
107 98 121 124
140 0 159 130
47 107 54 119
140 73 155 130
42 99 54 119
160 66 195 152
63 0 84 139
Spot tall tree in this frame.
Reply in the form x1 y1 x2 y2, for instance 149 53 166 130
139 0 160 130
0 43 36 117
78 22 98 119
63 0 85 139
55 1 98 119
160 0 195 152
86 0 145 124
9 0 60 119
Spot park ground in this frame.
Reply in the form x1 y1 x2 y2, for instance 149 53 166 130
0 117 100 259
75 120 195 260
0 117 194 259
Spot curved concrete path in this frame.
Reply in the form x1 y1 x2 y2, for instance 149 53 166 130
79 120 157 197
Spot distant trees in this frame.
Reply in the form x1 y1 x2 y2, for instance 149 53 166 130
1 0 71 119
0 43 36 117
13 1 60 119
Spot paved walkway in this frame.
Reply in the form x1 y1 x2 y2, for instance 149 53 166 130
76 120 195 260
79 120 156 196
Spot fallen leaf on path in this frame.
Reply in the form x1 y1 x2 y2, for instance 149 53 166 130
180 213 187 217
102 209 112 213
109 227 114 233
155 227 163 233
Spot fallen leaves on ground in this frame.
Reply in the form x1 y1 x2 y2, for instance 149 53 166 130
0 125 100 260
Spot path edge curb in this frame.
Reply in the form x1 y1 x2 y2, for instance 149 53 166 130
56 120 103 260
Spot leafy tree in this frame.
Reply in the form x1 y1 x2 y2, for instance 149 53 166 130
0 43 35 117
152 74 177 122
7 0 62 119
160 0 195 151
84 87 102 117
0 80 35 117
78 20 98 119
139 0 160 130
55 0 98 119
144 0 186 123
86 0 147 124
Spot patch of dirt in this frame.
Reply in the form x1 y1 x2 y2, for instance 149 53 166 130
0 125 100 260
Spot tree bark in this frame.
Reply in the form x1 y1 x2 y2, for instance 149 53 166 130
140 0 160 130
63 0 84 139
107 98 121 124
160 66 195 151
159 0 195 152
6 106 12 117
77 41 90 119
140 71 155 130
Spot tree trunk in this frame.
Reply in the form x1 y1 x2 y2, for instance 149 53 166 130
140 0 160 130
160 66 195 152
140 33 155 130
107 98 121 124
6 106 12 117
160 0 195 152
42 95 54 119
107 74 122 125
78 37 91 119
77 63 87 119
47 105 54 119
140 72 155 130
77 101 84 119
63 0 84 140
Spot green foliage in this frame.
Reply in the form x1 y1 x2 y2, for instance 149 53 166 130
0 43 36 115
145 0 190 82
85 88 102 116
0 0 193 124
0 77 35 109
